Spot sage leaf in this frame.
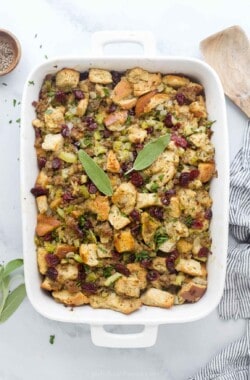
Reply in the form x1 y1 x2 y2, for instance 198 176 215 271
125 133 170 175
0 284 26 323
78 150 113 196
3 259 24 278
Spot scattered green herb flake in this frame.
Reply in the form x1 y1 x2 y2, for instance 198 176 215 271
40 45 42 49
44 55 48 59
78 149 113 196
125 133 170 175
125 115 131 125
150 183 159 192
28 81 35 86
13 99 17 107
9 120 12 124
49 335 55 344
18 101 21 105
135 251 150 262
103 87 110 97
2 83 7 86
45 109 53 115
103 266 113 278
78 215 86 228
154 231 168 248
184 215 194 228
16 118 21 124
34 33 37 38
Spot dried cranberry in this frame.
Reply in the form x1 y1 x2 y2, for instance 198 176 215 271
81 282 97 294
111 70 123 85
42 232 53 241
131 224 141 237
46 267 58 281
171 134 188 148
147 270 160 281
198 247 210 258
168 250 179 260
130 172 144 187
172 122 182 131
37 157 47 169
30 186 48 197
166 258 176 274
128 253 136 263
87 122 98 131
204 209 213 220
164 113 173 127
135 143 144 150
179 172 191 187
103 128 112 138
45 253 60 267
77 264 86 282
146 126 154 134
73 90 84 100
161 195 170 206
80 71 89 80
148 206 164 221
189 169 200 180
140 258 152 268
55 91 67 103
130 209 140 222
61 124 70 137
165 189 176 197
52 157 62 170
88 183 97 194
32 100 38 107
85 220 93 229
128 108 135 116
191 219 203 229
176 93 186 105
112 250 121 260
63 191 74 202
84 116 95 125
107 104 117 113
34 128 42 139
115 263 131 277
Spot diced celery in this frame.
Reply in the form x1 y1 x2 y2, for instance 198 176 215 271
58 151 77 163
79 185 90 198
94 130 101 140
73 254 84 264
56 207 65 218
86 272 98 282
95 113 105 125
104 272 122 287
113 141 122 152
44 242 56 253
94 144 107 156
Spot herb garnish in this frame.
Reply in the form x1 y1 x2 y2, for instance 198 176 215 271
78 150 113 196
154 230 168 248
125 133 170 175
49 335 55 344
103 266 113 278
135 251 150 262
0 259 26 323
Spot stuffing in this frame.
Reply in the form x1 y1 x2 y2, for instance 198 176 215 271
52 290 89 306
141 288 174 308
56 68 80 89
111 182 137 215
114 230 135 252
106 150 121 173
42 133 64 151
89 68 113 84
89 292 142 314
108 205 131 230
79 244 99 266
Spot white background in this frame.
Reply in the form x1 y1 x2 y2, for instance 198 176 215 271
0 1 249 379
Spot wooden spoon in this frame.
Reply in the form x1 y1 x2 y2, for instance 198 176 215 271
200 25 250 117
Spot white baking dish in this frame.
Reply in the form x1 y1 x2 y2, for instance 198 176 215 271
20 31 229 348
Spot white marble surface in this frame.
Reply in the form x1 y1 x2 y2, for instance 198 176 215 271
0 1 249 379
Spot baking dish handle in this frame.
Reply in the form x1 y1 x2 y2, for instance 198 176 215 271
90 324 158 348
91 31 156 56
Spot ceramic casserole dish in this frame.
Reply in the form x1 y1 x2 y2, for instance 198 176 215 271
20 31 229 348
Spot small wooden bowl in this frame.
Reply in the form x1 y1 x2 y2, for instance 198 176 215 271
0 29 21 76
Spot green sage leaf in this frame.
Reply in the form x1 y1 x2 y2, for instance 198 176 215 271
3 259 24 278
125 133 170 175
0 284 26 323
78 150 113 196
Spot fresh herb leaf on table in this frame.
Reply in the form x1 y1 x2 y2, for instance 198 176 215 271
0 259 26 323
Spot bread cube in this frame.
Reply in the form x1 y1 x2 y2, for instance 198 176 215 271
89 68 113 84
141 288 174 308
80 244 98 266
52 290 89 306
114 230 135 253
56 68 80 89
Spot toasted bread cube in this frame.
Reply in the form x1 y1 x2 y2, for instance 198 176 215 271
128 125 147 143
56 264 78 283
42 133 64 152
85 195 110 221
89 292 141 314
175 258 202 276
126 263 147 289
152 257 167 274
36 195 48 214
106 150 121 173
165 221 189 240
135 92 169 116
44 106 65 132
127 67 161 96
176 239 193 254
80 244 98 266
117 98 137 110
189 98 207 118
141 212 160 246
37 247 48 275
104 110 128 131
114 276 141 298
32 118 44 129
56 68 80 89
162 75 190 88
52 290 89 306
108 205 131 230
35 170 48 187
41 277 61 291
111 78 132 101
54 244 77 259
158 239 176 253
36 214 61 237
198 162 215 183
89 68 113 84
111 182 137 215
136 193 161 209
96 244 112 258
114 230 135 253
178 281 207 302
168 196 181 218
75 98 89 117
141 288 174 308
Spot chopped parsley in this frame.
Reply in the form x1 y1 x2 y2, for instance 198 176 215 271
49 335 55 344
103 266 113 278
184 215 194 228
28 81 35 86
13 99 17 107
135 251 150 262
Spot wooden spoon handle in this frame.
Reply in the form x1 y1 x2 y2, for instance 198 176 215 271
200 25 250 118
